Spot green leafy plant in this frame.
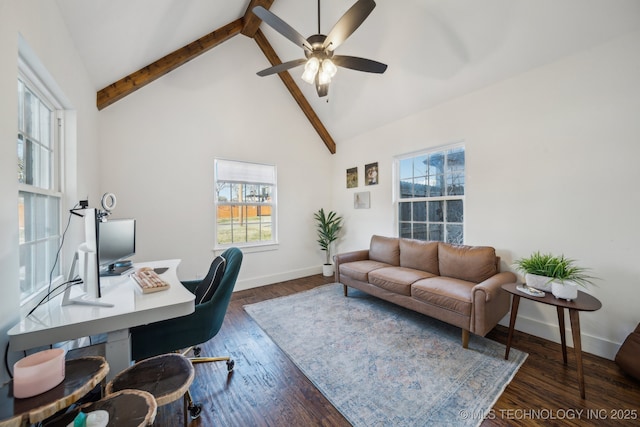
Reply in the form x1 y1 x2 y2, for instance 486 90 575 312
313 208 343 265
513 251 597 288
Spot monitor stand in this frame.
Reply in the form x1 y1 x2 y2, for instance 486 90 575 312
62 252 114 307
100 263 134 277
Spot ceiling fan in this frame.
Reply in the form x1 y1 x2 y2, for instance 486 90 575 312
253 0 387 97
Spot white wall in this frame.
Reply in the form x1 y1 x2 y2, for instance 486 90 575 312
332 30 640 360
1 3 636 386
97 34 335 290
0 0 101 383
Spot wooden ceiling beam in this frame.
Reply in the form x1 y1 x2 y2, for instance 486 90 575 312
96 18 244 110
253 29 336 154
242 0 275 37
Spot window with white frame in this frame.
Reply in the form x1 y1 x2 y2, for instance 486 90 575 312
17 69 63 303
396 145 465 244
214 159 276 247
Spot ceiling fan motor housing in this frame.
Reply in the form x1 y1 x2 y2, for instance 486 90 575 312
304 34 333 60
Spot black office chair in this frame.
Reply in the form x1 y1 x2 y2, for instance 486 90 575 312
130 247 243 419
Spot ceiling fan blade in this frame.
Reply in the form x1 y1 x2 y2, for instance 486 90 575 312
323 0 376 51
257 58 308 77
253 6 312 51
332 55 387 73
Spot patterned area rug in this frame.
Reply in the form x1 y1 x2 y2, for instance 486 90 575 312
244 283 527 427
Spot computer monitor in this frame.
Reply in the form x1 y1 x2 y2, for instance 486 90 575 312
98 218 136 276
62 208 113 307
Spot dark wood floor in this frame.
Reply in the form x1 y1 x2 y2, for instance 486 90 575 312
88 275 640 426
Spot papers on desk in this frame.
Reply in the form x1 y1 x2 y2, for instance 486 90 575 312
132 268 170 293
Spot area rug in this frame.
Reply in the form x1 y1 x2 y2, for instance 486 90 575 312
244 283 527 427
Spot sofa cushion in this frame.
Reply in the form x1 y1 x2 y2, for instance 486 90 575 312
411 276 475 316
399 239 439 275
438 243 497 283
369 267 437 296
369 235 400 266
339 260 391 282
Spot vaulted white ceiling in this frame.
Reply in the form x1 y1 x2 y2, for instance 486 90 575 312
55 0 640 143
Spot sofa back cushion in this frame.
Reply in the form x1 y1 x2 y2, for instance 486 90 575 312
438 242 497 283
399 239 439 275
369 235 400 266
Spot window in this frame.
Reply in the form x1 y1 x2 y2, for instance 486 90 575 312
18 71 63 303
214 159 276 248
396 145 465 244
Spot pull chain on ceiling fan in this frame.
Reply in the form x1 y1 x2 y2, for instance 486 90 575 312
253 0 387 97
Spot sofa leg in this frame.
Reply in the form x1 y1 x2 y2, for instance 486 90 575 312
343 284 348 297
462 329 469 348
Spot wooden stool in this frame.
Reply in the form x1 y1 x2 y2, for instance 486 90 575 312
106 354 194 426
0 356 108 426
41 389 157 427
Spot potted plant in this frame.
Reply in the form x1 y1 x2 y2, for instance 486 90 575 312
513 251 597 300
313 208 343 276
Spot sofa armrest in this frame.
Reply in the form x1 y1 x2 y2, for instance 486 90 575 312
334 249 370 265
472 271 517 302
471 271 517 336
334 249 370 283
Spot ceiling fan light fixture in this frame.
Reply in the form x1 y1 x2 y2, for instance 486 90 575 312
321 59 337 78
301 57 320 84
318 69 332 85
254 0 386 97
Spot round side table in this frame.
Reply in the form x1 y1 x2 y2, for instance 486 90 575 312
106 353 194 426
0 356 108 425
41 389 157 427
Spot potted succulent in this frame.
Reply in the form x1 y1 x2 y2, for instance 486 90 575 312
313 208 343 276
513 251 597 300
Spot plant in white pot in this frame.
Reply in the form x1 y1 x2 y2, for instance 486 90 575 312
514 252 597 300
313 208 343 277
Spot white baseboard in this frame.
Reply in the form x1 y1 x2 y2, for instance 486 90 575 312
234 266 323 292
499 314 621 361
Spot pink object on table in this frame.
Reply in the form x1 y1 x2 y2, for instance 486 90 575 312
13 348 66 398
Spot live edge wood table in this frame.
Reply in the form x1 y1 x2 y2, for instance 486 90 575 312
502 283 602 399
0 356 108 427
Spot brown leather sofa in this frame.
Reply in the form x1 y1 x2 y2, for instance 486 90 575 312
335 235 517 347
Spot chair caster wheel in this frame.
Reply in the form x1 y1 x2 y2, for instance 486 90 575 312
189 403 202 419
226 359 235 372
193 347 202 357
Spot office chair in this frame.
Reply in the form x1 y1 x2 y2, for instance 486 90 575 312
129 247 243 419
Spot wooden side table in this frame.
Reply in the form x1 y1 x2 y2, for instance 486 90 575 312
106 353 194 427
0 356 108 425
502 283 602 399
39 389 157 427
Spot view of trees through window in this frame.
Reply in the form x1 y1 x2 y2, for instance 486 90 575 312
214 160 276 247
397 146 465 244
215 182 273 245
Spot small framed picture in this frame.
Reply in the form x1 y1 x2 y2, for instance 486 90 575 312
354 191 370 209
365 162 378 186
346 167 358 188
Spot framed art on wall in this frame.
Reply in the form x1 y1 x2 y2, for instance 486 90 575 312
365 162 378 185
354 191 370 209
346 167 358 188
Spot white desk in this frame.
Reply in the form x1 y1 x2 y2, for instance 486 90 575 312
8 260 195 379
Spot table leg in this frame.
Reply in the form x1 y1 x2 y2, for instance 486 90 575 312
505 295 520 360
569 309 586 399
557 306 568 364
106 329 132 380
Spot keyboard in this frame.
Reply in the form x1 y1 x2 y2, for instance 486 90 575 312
132 268 170 293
